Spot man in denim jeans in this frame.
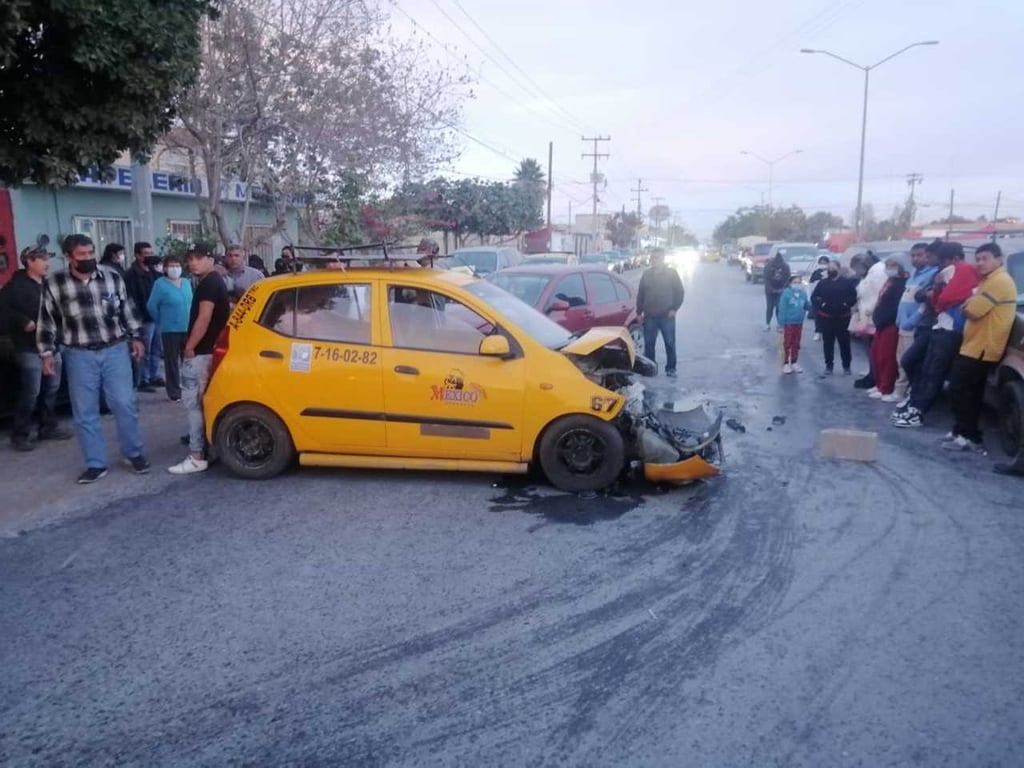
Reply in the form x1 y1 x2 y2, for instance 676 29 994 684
169 244 230 475
36 235 149 484
636 248 685 378
1 246 72 450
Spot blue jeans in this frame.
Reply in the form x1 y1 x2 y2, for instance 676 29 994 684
133 321 163 385
643 315 677 373
63 343 145 469
13 351 62 440
181 355 213 455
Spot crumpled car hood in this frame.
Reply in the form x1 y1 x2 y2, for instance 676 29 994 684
560 327 635 364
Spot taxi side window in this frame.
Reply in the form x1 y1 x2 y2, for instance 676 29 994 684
388 286 493 355
259 284 372 344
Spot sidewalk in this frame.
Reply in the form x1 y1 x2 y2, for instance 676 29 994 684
0 392 192 538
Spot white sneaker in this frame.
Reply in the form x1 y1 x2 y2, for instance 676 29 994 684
792 363 804 374
812 333 821 342
764 324 771 332
783 363 793 374
869 390 885 399
880 393 902 403
168 455 209 475
866 387 880 396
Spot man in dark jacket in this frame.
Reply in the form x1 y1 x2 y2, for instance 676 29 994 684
124 241 162 392
0 247 72 450
810 261 858 376
764 252 792 330
636 248 685 377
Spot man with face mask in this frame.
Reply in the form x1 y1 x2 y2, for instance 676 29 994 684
36 234 149 483
810 260 858 376
125 241 164 392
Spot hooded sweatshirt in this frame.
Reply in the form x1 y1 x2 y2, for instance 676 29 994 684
932 260 980 334
897 264 939 331
855 260 888 329
776 283 810 325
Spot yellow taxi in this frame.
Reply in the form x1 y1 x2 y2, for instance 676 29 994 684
203 260 721 491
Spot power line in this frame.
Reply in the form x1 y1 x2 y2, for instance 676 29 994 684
391 3 581 139
449 0 590 134
630 178 649 215
419 0 583 136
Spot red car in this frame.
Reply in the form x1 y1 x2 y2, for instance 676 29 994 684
487 264 642 346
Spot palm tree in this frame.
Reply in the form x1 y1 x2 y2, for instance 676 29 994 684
513 158 545 185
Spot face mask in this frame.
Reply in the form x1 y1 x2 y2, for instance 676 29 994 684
828 270 839 279
885 268 899 278
166 266 183 279
152 264 164 274
75 259 98 275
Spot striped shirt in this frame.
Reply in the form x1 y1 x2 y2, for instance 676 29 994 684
37 268 143 354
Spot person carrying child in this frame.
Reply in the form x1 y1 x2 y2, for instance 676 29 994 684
777 274 811 374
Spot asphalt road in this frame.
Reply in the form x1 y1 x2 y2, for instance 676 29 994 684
2 261 1023 767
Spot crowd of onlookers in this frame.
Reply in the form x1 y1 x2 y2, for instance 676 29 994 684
761 240 1019 461
1 235 302 483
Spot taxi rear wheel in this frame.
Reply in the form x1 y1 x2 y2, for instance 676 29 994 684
215 404 295 480
538 415 625 492
999 379 1024 457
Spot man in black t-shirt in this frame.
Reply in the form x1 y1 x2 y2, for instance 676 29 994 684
169 243 230 475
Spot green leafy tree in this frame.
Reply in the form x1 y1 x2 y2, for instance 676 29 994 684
0 0 214 186
513 158 545 185
714 205 843 244
606 211 644 248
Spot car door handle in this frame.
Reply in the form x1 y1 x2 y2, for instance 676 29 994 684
259 350 284 359
394 365 419 375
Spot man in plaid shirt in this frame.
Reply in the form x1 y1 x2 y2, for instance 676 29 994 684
37 234 151 484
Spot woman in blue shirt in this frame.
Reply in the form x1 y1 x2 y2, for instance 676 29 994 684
146 254 194 402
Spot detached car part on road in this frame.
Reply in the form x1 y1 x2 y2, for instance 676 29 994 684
203 261 722 491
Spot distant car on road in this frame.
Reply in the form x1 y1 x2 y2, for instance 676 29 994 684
769 242 820 283
744 242 775 283
487 264 642 347
522 251 578 266
449 246 524 276
580 251 625 272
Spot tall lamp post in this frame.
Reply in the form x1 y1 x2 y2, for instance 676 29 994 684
800 41 938 236
739 149 802 212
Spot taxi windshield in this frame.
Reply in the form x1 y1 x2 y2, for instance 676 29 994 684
463 279 573 349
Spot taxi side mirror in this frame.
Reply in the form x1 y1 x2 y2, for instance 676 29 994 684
479 335 511 358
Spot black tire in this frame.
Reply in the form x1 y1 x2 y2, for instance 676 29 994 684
999 379 1024 458
215 403 295 480
538 414 625 492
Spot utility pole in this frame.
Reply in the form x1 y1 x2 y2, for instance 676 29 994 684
993 191 1002 241
130 153 154 246
546 141 553 247
581 135 610 238
630 177 648 215
946 188 955 238
651 196 665 244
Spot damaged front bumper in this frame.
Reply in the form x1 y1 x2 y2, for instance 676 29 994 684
561 327 723 486
618 383 724 485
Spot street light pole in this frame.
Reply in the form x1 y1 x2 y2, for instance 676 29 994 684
739 149 802 212
801 41 938 237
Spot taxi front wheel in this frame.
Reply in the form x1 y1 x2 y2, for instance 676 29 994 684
215 404 295 480
538 415 625 493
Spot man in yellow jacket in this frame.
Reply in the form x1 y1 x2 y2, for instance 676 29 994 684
943 242 1019 454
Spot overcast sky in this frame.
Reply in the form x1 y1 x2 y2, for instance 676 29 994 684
393 0 1023 237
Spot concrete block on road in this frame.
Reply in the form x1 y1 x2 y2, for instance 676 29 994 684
819 428 878 462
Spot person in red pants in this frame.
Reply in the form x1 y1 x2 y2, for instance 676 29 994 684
867 256 909 402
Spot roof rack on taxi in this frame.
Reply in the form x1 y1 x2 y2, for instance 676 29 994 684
291 242 427 268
